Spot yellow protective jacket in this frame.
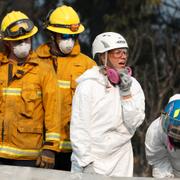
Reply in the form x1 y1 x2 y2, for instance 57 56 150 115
36 41 96 152
0 52 61 160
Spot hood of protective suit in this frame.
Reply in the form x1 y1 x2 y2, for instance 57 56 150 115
76 66 107 86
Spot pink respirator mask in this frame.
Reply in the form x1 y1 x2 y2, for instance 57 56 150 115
106 66 132 85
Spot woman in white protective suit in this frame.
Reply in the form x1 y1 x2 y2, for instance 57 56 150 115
145 94 180 178
70 32 145 177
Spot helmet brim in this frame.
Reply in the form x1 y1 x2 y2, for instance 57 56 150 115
3 26 38 41
46 24 84 34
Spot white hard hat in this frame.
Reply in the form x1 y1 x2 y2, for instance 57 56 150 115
92 32 128 58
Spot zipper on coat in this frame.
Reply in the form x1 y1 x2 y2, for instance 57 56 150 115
8 63 13 85
2 121 4 142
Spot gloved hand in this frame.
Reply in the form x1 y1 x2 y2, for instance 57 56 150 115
36 149 55 169
118 68 132 96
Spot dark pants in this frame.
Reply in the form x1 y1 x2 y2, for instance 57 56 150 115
0 158 36 167
54 152 71 171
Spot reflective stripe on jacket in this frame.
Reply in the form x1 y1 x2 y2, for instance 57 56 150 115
36 41 96 152
0 52 61 160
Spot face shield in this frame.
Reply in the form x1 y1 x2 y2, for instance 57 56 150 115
4 19 34 38
162 112 180 149
162 112 180 140
162 99 180 142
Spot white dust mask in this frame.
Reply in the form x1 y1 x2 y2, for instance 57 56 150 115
58 38 75 54
13 42 31 58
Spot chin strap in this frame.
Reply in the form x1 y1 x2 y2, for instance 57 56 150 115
104 51 108 67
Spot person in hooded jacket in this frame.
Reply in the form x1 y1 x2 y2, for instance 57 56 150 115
145 94 180 178
0 11 60 168
70 32 145 177
35 5 96 170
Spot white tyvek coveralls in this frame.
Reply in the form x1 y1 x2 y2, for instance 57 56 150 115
145 117 180 178
70 66 145 177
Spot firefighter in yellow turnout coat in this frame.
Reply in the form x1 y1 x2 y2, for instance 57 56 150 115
36 5 96 170
0 11 60 168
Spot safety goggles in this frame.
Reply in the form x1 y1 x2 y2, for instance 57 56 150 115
109 48 128 58
49 23 80 32
4 19 34 38
60 34 78 40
